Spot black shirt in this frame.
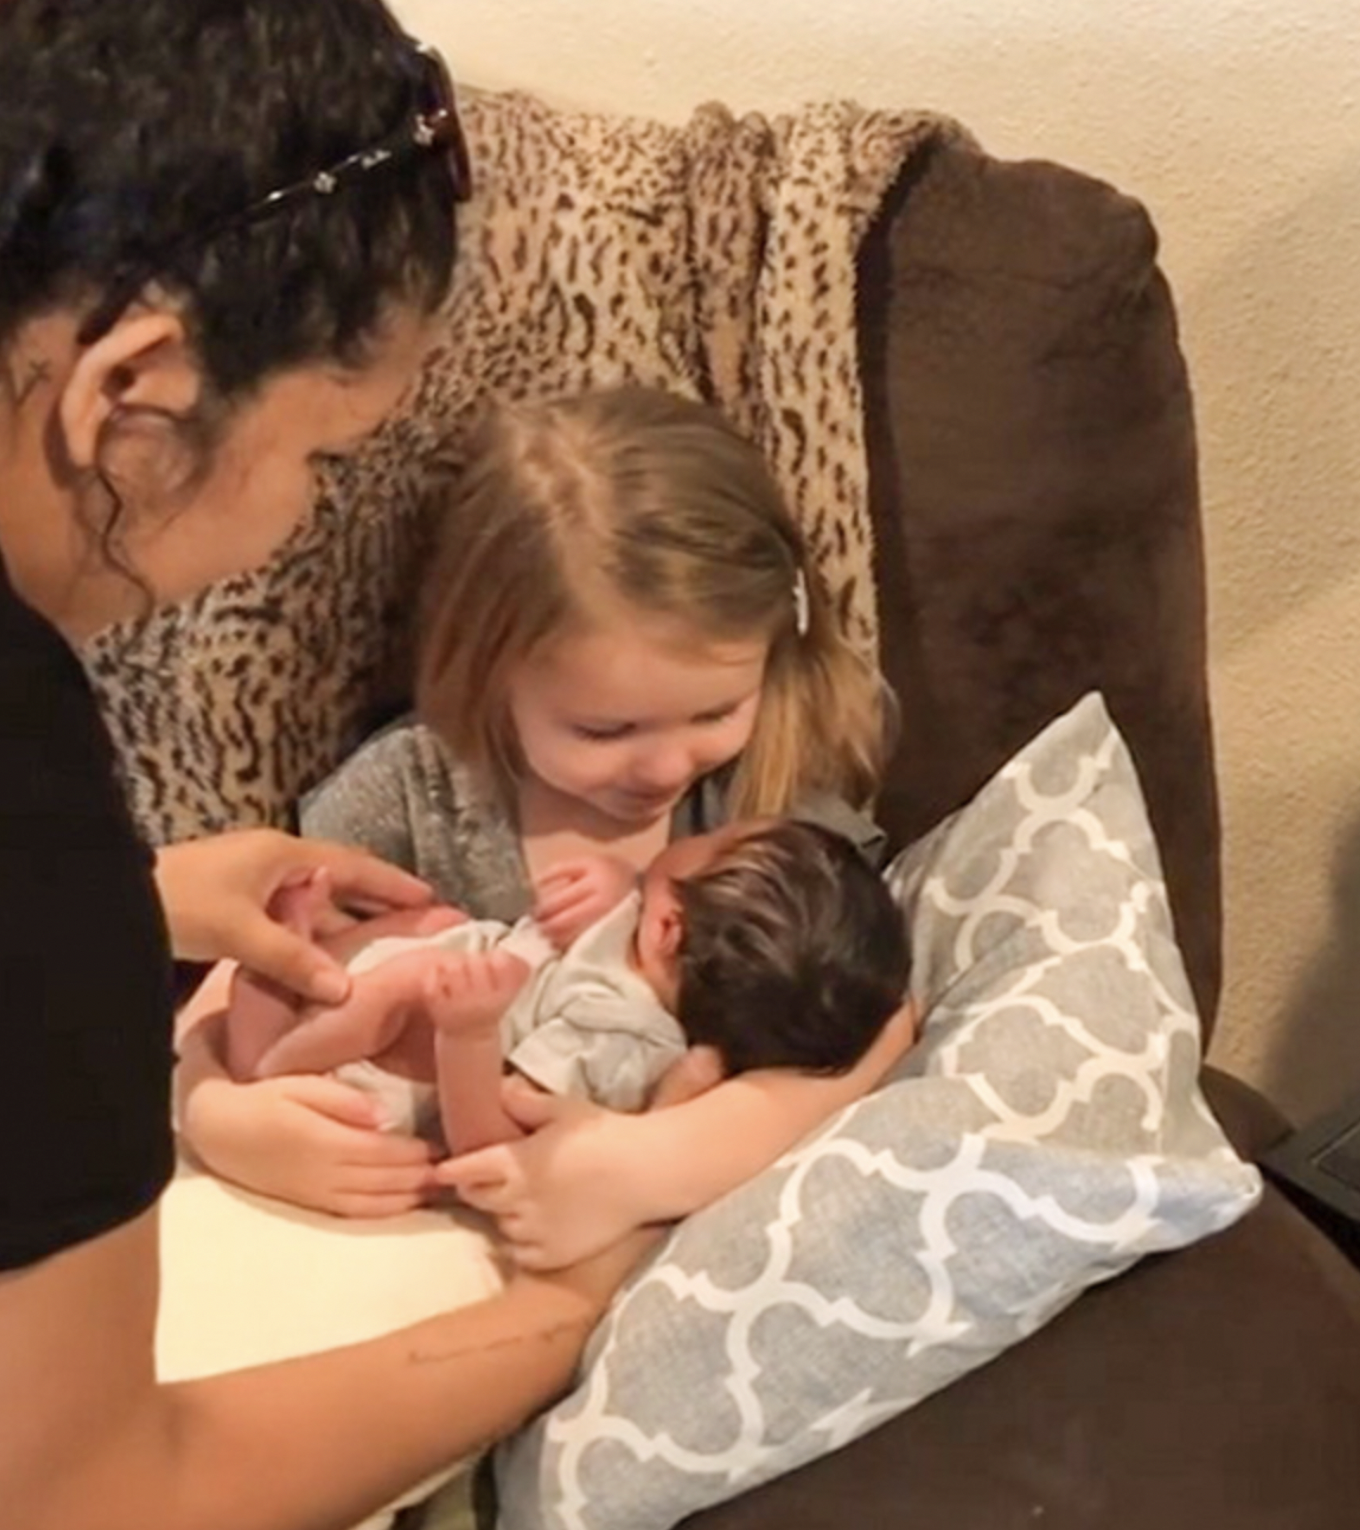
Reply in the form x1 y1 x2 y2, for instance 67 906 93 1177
0 557 175 1270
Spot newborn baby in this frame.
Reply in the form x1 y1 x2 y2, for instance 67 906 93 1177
224 819 912 1154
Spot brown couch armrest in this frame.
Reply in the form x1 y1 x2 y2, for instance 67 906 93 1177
1203 1063 1293 1159
859 137 1221 1031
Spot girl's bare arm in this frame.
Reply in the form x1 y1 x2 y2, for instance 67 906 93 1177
441 1001 918 1269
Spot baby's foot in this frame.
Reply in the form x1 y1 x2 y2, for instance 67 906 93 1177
223 872 335 1078
271 870 335 940
423 951 532 1040
255 949 440 1079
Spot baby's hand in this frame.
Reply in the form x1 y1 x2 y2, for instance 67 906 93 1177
426 949 533 1037
533 855 638 951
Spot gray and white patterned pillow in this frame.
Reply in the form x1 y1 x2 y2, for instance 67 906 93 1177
495 693 1261 1530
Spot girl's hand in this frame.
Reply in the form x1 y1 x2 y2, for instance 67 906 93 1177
533 855 638 951
154 829 434 1005
438 1002 920 1268
509 1223 666 1318
179 1069 438 1219
436 1080 659 1269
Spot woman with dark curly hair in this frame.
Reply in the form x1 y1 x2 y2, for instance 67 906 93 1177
0 3 651 1526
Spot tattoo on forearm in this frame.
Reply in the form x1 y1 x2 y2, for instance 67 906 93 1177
407 1319 582 1368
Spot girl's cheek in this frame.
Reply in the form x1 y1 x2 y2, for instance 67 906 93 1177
731 706 761 751
706 721 754 769
575 740 627 781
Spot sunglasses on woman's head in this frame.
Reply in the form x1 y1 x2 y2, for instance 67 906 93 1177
77 39 472 346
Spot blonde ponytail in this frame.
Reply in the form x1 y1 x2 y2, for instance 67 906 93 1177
727 562 886 816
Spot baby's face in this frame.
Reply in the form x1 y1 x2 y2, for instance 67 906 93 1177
633 820 767 1006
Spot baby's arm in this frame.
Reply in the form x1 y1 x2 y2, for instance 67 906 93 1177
440 1000 918 1268
424 951 533 1154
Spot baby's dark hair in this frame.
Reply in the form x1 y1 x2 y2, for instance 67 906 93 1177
0 0 458 391
674 821 911 1077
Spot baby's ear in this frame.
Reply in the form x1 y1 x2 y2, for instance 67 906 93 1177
657 902 686 958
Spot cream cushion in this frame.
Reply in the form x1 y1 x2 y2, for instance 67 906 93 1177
157 1159 502 1529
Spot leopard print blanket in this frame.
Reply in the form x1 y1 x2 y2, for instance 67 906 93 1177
83 89 969 844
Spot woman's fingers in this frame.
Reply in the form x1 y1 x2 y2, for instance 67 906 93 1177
228 908 355 1007
295 839 434 911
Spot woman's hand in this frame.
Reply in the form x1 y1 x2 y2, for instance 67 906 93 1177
179 1064 439 1219
436 1081 661 1270
155 828 433 1004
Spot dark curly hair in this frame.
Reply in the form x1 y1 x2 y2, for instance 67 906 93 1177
0 0 459 395
675 820 912 1077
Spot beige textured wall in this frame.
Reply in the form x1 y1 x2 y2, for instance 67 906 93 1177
395 0 1360 1120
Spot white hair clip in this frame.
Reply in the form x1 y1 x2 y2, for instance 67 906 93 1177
793 569 810 637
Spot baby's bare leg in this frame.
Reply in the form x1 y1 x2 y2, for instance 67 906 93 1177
424 951 532 1154
226 900 465 1080
254 949 446 1078
224 877 329 1079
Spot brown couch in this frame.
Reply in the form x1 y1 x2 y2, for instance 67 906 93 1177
678 136 1360 1530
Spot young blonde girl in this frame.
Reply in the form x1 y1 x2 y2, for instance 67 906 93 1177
176 386 915 1236
421 384 882 822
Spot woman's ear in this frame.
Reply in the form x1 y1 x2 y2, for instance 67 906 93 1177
57 310 197 469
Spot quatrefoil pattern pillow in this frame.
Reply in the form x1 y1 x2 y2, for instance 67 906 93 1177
495 693 1261 1530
